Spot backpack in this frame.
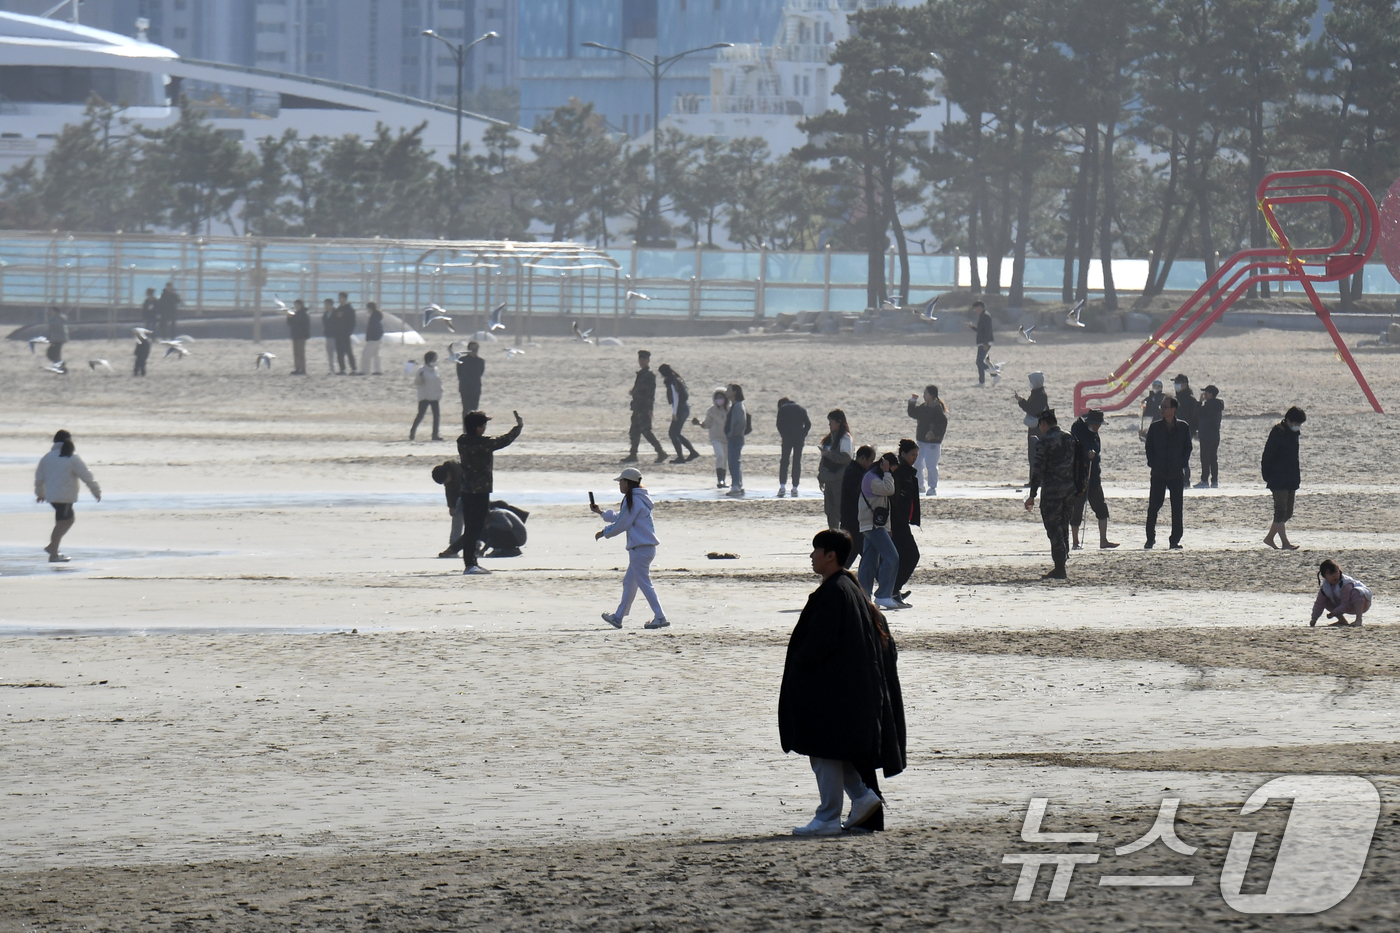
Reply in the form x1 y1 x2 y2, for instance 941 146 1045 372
744 412 753 435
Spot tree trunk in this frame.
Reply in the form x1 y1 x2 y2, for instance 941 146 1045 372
864 158 884 309
1144 133 1181 298
1062 126 1089 303
967 110 984 293
1248 97 1269 298
1075 123 1099 301
1010 117 1036 304
1099 117 1118 311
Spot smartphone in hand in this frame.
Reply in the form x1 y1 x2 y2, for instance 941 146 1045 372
588 491 596 507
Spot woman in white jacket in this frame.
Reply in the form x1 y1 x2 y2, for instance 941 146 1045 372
592 467 668 629
692 387 730 488
34 429 101 563
409 350 444 441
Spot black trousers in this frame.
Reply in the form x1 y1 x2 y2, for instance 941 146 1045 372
976 344 989 383
411 399 440 439
334 335 356 372
1146 474 1184 546
133 345 149 376
840 524 863 569
460 387 481 416
629 408 664 456
1071 479 1109 527
779 437 804 487
451 493 491 568
1198 433 1219 485
891 522 919 591
47 342 63 363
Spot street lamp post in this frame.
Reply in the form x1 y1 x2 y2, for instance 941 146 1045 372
582 39 733 246
423 28 500 230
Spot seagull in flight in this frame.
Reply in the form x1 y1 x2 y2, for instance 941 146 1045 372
1017 324 1037 344
487 302 507 333
625 290 650 303
572 321 594 343
162 342 191 359
880 298 901 311
28 336 50 353
422 304 454 332
88 359 114 373
256 352 276 369
132 327 154 342
273 295 290 313
919 295 940 321
1065 299 1086 328
988 360 1005 386
173 334 196 344
503 347 525 359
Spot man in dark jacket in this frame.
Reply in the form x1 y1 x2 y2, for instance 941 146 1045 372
333 292 359 375
432 460 466 557
1193 384 1224 488
140 288 159 332
288 299 311 375
1172 374 1198 484
1024 409 1083 579
44 306 68 364
972 300 994 385
1261 406 1305 550
1144 396 1192 548
780 528 905 836
156 282 180 340
623 350 667 464
1070 409 1118 550
839 446 876 569
776 397 812 498
906 385 948 495
891 439 922 603
456 341 485 429
452 409 523 575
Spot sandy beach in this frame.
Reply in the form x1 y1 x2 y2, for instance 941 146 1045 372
2 325 1398 930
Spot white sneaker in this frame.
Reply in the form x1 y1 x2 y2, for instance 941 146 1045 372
874 597 900 610
792 817 842 837
644 617 670 629
777 486 787 498
601 612 622 629
462 565 492 575
843 790 883 829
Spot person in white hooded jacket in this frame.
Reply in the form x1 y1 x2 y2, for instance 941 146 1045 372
592 467 668 629
34 429 101 563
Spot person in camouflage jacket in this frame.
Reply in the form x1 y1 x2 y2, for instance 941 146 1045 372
1023 409 1085 579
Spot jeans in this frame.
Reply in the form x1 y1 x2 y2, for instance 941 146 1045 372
914 441 941 493
727 435 745 489
809 757 869 824
362 339 382 375
668 404 695 458
411 399 440 440
976 344 989 383
1146 474 1184 546
858 526 899 599
822 477 842 530
779 437 803 487
616 545 664 620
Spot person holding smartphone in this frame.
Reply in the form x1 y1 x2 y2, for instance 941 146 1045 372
857 452 900 610
592 468 668 629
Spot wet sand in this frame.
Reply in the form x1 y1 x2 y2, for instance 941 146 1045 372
1 327 1397 929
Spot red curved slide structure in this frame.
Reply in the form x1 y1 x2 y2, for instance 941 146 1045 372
1074 169 1384 415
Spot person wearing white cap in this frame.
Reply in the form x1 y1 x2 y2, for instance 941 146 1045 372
592 467 667 629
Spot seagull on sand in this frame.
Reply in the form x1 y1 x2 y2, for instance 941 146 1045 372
918 295 940 321
28 336 49 353
422 304 454 332
1017 324 1037 344
487 302 507 333
503 347 525 359
571 321 594 344
1065 299 1086 328
256 352 276 369
88 359 115 373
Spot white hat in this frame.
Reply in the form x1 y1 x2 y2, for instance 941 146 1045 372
613 467 643 484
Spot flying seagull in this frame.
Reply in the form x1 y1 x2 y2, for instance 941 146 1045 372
132 327 154 341
880 298 901 311
919 295 940 321
503 347 525 359
572 321 594 343
28 336 50 353
988 360 1005 386
1017 324 1037 344
256 352 276 369
1065 299 1086 328
88 359 114 373
173 334 196 344
162 342 191 359
625 290 650 303
487 302 507 333
273 295 290 313
422 304 454 332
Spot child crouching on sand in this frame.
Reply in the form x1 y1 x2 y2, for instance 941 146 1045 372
593 467 667 630
1311 558 1373 627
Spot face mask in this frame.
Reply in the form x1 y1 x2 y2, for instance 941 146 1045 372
1174 383 1185 392
1289 423 1300 432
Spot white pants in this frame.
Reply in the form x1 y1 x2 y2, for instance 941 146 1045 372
362 339 382 375
810 756 869 824
616 545 664 620
915 441 942 493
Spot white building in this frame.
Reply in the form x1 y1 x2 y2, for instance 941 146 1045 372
0 11 532 173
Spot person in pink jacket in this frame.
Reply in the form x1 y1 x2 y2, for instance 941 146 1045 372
1310 558 1373 627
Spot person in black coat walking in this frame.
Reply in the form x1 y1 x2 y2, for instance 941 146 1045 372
156 282 180 340
1144 397 1192 548
140 288 159 332
776 397 812 497
971 301 994 385
1172 374 1198 484
890 439 922 605
839 446 876 569
1261 406 1306 550
1194 384 1224 488
623 350 667 464
780 528 905 836
456 341 485 428
288 299 311 375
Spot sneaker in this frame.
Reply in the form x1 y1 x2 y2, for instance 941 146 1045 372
1351 620 1364 627
725 487 746 497
716 481 726 489
777 486 787 498
1192 481 1210 489
1143 542 1155 549
897 590 911 601
437 549 457 558
843 790 884 829
790 486 800 497
1041 567 1068 580
48 552 70 563
1072 542 1083 551
1168 543 1184 550
644 617 670 629
893 596 912 609
620 454 639 463
1210 482 1218 488
792 818 842 837
653 453 670 464
669 457 687 464
462 565 492 575
874 597 900 610
601 612 623 629
927 489 938 496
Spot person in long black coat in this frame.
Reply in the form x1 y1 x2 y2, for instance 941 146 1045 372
780 529 906 835
1144 396 1192 548
1261 406 1305 550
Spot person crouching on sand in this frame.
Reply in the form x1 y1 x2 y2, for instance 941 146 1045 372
593 467 668 630
1311 559 1372 627
780 529 905 836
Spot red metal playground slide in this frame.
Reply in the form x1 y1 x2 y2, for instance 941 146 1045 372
1074 169 1385 416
